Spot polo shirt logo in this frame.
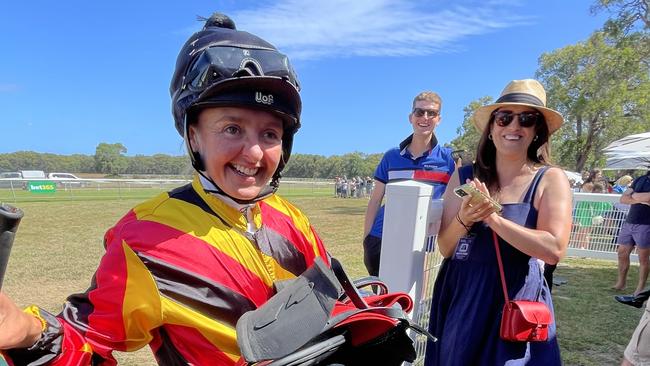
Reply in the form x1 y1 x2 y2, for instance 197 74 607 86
255 92 274 105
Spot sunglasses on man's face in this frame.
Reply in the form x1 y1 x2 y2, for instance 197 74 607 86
493 110 541 128
412 108 440 119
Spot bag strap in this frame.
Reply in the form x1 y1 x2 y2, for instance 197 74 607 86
492 230 510 303
330 257 436 343
331 257 369 309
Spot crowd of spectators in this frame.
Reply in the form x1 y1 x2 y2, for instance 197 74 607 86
567 168 634 194
334 176 373 198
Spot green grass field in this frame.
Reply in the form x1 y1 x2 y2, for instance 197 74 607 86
0 188 644 365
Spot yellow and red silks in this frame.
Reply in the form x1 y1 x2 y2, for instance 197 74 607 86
5 177 328 366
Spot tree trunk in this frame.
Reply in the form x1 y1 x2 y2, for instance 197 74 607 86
575 114 600 172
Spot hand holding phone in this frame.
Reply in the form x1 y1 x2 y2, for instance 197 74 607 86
453 183 502 213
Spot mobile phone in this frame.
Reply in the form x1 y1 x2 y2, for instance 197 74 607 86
453 184 503 213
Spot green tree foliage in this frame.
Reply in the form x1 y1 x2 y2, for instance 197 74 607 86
0 149 383 178
591 0 650 33
0 151 95 173
283 154 327 178
126 154 190 175
536 31 650 172
94 143 128 176
449 96 493 159
282 152 382 179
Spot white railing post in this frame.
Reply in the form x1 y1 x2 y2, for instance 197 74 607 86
380 181 430 306
380 181 445 364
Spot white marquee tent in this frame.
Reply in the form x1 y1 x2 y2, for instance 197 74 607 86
603 132 650 170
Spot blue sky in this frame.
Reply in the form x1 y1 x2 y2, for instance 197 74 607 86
2 0 608 157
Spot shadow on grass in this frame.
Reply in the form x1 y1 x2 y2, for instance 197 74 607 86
554 258 644 365
324 206 366 216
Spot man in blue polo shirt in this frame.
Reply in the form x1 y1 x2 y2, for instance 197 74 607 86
613 169 650 296
363 91 455 276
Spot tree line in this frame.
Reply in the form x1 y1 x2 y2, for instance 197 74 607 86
0 144 383 179
0 144 190 176
450 0 650 173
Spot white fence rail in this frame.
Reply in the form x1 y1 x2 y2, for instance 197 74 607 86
0 178 337 203
568 192 637 262
0 178 191 202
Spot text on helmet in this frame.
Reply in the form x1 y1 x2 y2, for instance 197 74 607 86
255 92 274 105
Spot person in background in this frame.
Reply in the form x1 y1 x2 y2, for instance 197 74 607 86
587 182 613 247
365 176 373 196
586 168 612 193
335 176 342 197
362 91 455 276
614 175 634 194
0 13 330 365
613 169 650 295
573 181 612 249
581 170 590 185
621 296 650 365
344 176 351 198
350 177 357 198
574 182 595 249
426 79 571 365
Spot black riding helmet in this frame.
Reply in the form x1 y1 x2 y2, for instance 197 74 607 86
170 12 301 203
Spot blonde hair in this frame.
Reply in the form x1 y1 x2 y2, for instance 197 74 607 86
412 91 442 109
616 175 633 186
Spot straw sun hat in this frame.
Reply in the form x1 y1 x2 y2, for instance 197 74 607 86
472 79 564 134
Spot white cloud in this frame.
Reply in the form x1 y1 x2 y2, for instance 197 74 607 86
0 83 20 93
231 0 531 60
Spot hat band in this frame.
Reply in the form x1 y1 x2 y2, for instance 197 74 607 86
496 92 543 107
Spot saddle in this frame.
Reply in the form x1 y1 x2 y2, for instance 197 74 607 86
235 257 435 366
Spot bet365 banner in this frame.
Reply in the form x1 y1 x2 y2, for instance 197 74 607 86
26 180 56 193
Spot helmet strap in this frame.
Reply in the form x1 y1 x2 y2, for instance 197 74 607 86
184 117 206 171
191 151 206 171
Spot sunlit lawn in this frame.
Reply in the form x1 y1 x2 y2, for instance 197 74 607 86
0 188 644 365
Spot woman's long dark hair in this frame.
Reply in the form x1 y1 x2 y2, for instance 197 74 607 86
474 108 552 192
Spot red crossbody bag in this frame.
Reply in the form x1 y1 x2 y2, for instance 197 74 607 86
492 231 552 342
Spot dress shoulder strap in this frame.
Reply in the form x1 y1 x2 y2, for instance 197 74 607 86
522 166 550 203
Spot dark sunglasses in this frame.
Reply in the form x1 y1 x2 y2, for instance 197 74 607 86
412 108 440 118
493 110 541 128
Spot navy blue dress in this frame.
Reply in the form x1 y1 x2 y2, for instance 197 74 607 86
425 166 561 365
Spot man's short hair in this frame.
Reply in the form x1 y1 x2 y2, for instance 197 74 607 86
412 91 442 110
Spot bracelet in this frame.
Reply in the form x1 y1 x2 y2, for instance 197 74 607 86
456 212 472 232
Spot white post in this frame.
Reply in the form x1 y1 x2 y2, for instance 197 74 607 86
379 180 443 319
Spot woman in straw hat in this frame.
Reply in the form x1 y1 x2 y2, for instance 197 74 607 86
425 79 572 365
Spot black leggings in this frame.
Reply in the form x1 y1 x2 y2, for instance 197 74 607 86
363 234 382 276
